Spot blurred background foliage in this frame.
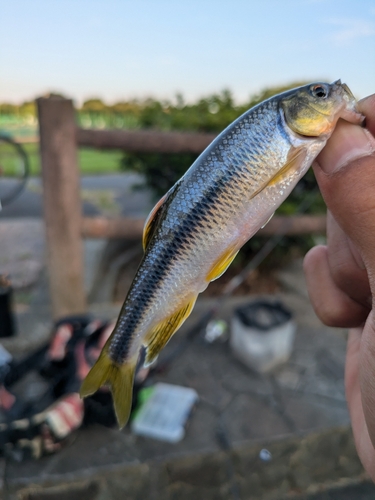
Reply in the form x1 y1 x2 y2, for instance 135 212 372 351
0 82 325 217
115 83 325 221
0 82 326 265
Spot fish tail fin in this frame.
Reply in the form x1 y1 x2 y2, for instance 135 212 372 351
80 348 136 429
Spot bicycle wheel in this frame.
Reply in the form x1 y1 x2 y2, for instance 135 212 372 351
0 134 30 208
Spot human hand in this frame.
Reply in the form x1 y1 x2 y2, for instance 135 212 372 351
304 94 375 479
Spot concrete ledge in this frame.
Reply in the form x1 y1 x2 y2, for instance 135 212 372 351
10 426 371 500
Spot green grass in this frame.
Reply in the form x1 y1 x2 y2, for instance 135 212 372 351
78 148 124 174
0 141 124 176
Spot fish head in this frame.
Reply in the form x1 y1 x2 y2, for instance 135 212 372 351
281 81 364 138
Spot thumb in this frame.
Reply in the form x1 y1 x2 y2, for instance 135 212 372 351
313 95 375 467
313 95 375 283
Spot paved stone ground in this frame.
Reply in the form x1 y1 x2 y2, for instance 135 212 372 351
0 217 374 499
6 427 372 500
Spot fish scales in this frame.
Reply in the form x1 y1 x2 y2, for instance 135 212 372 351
80 81 364 427
110 101 288 363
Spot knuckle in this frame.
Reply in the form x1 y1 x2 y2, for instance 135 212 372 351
315 298 367 328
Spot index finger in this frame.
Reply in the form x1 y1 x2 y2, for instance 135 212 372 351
359 94 375 137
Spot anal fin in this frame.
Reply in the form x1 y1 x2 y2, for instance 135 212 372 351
144 296 197 366
206 247 239 282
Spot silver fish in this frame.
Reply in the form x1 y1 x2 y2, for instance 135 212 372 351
80 81 363 427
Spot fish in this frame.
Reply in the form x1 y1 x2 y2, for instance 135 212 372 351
80 81 363 427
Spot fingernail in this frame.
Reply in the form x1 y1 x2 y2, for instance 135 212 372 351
316 122 375 175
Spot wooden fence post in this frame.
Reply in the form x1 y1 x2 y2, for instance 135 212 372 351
37 96 87 319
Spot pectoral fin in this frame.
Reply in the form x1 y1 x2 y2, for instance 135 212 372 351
144 296 197 366
206 247 239 282
267 148 306 187
246 148 306 203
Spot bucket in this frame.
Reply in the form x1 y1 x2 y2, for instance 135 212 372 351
230 300 295 373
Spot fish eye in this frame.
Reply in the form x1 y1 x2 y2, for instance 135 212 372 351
310 84 328 99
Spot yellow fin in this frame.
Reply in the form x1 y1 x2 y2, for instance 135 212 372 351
206 247 239 282
143 193 168 250
267 148 306 187
80 348 136 429
144 297 197 366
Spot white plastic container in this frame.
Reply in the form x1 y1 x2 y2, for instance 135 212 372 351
131 383 198 443
230 300 296 373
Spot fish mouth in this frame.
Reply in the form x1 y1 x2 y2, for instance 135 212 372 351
341 83 355 100
333 80 355 101
333 81 364 125
340 106 365 125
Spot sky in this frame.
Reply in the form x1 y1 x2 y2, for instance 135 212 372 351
1 0 374 105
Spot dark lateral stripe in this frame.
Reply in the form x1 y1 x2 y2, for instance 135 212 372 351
115 163 245 362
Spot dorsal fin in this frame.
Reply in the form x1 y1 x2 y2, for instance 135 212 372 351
142 193 168 250
142 183 180 251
